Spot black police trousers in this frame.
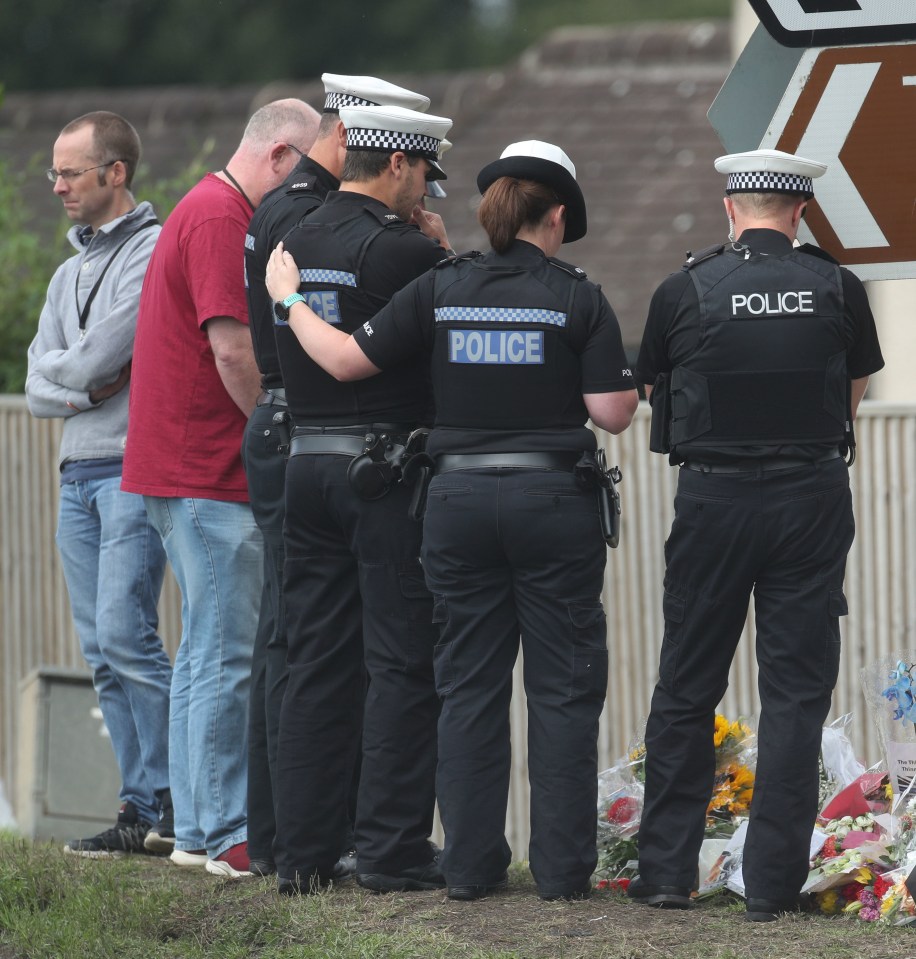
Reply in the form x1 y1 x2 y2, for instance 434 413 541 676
637 457 854 902
421 466 608 898
240 403 290 864
274 451 439 881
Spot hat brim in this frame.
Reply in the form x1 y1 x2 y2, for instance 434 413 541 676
426 159 447 181
477 156 587 243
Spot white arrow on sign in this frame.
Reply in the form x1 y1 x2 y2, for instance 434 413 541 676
795 61 889 249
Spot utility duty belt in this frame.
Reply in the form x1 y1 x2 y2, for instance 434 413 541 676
429 449 623 548
681 450 842 473
289 424 429 503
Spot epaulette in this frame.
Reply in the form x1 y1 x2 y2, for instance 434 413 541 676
547 256 588 280
363 204 407 228
286 174 318 194
433 250 482 268
795 242 840 265
682 243 725 271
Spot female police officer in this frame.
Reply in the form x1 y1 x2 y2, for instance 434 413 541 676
266 140 638 901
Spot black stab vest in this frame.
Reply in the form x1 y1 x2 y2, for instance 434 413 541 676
428 252 591 432
275 206 430 425
669 247 847 456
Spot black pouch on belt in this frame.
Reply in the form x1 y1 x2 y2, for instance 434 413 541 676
398 429 433 521
272 410 291 457
575 449 623 548
347 431 406 501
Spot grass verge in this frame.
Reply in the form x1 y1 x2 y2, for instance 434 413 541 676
0 837 910 958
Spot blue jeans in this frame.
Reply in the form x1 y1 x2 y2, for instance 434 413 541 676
144 496 263 858
56 477 171 825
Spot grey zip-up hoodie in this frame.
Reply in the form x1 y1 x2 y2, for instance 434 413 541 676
26 202 160 468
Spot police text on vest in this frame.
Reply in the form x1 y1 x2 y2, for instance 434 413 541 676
731 290 816 317
448 329 544 364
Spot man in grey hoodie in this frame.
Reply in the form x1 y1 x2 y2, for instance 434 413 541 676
26 111 173 857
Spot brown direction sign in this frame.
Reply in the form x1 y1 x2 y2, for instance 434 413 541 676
774 43 916 277
709 31 916 280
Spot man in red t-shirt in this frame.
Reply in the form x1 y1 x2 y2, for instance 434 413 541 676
122 98 320 879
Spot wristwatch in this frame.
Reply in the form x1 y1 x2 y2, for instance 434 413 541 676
273 293 306 322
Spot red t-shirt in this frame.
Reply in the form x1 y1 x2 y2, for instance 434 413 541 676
122 174 251 501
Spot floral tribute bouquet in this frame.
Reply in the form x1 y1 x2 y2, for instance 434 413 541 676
804 771 916 924
594 714 756 892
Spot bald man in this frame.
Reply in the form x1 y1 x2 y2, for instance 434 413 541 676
123 99 320 878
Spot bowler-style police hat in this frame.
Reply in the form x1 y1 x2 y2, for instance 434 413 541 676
339 105 452 180
321 74 430 114
477 140 587 243
715 149 827 200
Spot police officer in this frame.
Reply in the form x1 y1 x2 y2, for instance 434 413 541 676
627 149 884 920
267 140 639 901
268 104 453 896
241 74 432 878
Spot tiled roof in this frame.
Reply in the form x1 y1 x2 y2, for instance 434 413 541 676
2 19 732 351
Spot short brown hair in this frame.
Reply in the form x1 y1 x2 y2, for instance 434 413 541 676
341 150 422 183
61 111 141 188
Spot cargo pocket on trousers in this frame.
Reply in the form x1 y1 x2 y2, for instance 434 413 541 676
431 595 454 696
398 564 434 669
568 603 608 701
823 588 847 692
658 590 687 690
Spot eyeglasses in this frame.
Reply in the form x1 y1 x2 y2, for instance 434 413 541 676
45 160 123 183
284 143 306 160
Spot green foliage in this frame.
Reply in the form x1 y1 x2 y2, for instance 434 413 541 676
0 151 65 393
0 0 731 92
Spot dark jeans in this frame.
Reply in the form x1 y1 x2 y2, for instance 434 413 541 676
241 403 289 863
275 452 439 881
638 458 854 901
421 467 608 898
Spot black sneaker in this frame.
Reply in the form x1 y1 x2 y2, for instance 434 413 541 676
64 802 154 859
144 789 175 853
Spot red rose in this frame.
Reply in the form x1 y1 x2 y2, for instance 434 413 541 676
607 797 639 824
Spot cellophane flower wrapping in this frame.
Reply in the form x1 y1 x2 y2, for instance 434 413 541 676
593 714 757 893
861 654 916 798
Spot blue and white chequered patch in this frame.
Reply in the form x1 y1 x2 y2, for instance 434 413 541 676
244 233 255 251
299 269 357 287
434 306 567 327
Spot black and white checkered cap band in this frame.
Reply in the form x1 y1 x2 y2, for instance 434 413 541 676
346 128 440 160
726 171 813 195
324 92 377 112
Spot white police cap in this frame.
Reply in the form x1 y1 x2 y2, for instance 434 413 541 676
321 73 430 114
715 149 827 199
339 104 452 180
477 140 587 243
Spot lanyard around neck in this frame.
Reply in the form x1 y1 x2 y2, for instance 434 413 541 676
221 168 255 213
74 218 159 341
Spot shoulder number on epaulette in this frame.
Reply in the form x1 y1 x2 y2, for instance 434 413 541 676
287 175 317 193
433 250 482 269
682 243 725 270
548 257 587 280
